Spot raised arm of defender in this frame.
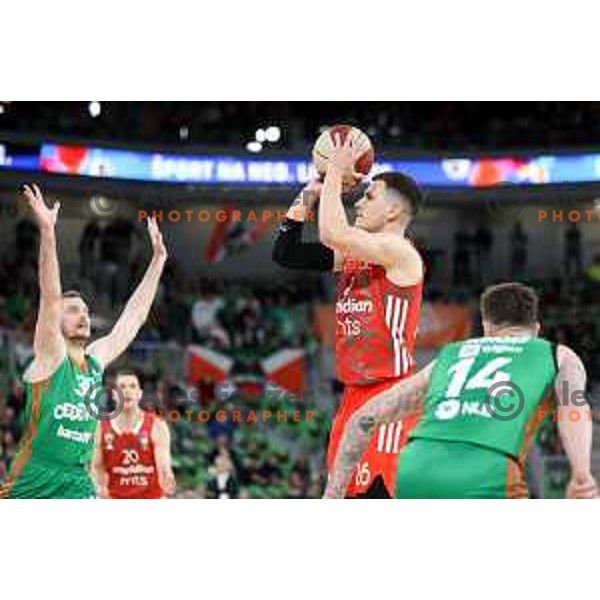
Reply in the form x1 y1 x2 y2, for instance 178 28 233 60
323 362 435 499
555 345 598 498
22 185 67 382
87 217 167 368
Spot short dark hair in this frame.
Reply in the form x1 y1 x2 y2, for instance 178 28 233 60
115 369 140 382
372 172 424 217
480 283 539 328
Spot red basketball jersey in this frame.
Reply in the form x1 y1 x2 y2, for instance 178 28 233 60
335 256 423 385
100 411 162 499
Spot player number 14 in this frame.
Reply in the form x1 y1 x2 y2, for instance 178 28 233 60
445 357 513 398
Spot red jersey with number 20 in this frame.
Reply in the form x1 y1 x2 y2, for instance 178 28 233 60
335 257 423 385
100 411 162 499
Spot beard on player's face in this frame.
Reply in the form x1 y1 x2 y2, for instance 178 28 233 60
62 328 91 344
61 318 91 343
61 298 91 343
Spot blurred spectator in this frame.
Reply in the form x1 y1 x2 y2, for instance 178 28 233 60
287 471 306 498
97 218 139 309
564 222 582 278
206 454 239 499
79 221 102 280
287 454 312 497
191 288 225 342
209 433 242 474
586 254 600 283
453 226 472 287
4 102 600 151
473 222 493 285
197 375 216 405
259 454 284 487
510 221 528 280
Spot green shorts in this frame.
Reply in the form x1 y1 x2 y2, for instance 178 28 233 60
2 459 96 499
395 438 529 499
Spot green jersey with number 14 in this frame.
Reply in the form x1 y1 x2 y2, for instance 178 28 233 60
410 337 557 460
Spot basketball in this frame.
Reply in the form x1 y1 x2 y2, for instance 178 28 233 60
312 124 375 189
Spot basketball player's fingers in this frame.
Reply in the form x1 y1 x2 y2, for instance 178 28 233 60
149 219 165 253
575 489 598 499
152 216 163 234
52 201 61 216
150 216 161 238
579 483 599 496
569 483 598 498
32 183 44 203
573 474 598 491
147 216 158 240
21 184 36 204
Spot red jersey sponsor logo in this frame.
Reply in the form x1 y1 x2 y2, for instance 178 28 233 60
101 411 162 499
335 257 423 385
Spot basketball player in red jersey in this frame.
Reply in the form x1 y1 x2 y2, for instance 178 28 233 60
273 133 424 498
92 371 175 499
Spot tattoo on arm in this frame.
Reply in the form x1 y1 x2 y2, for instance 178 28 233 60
324 364 433 498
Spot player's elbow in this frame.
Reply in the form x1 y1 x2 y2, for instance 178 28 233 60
319 227 342 250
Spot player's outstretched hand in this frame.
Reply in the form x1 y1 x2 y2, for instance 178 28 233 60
147 216 167 262
95 483 110 499
327 132 366 186
162 471 176 498
566 472 599 499
21 184 60 231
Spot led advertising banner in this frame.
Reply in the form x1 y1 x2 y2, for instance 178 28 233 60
0 141 595 188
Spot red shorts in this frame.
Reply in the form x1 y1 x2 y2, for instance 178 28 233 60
327 378 422 498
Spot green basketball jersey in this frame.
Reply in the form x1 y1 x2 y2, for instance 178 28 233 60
1 355 103 498
411 337 557 459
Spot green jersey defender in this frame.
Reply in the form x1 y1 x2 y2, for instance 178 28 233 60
1 356 103 498
0 185 167 499
325 283 595 499
395 336 557 498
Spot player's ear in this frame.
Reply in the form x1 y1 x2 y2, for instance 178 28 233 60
386 198 405 222
533 322 541 337
482 320 493 336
